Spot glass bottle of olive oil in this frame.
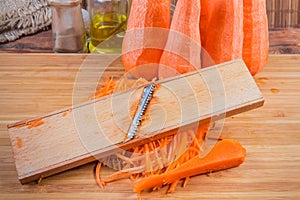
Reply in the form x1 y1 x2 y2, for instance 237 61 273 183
88 0 129 54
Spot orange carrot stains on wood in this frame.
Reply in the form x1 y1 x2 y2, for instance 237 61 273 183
14 123 27 129
62 111 68 117
255 77 268 85
16 136 23 148
62 109 72 117
122 0 171 80
27 118 44 129
242 0 269 76
200 0 243 65
159 0 201 79
270 88 280 94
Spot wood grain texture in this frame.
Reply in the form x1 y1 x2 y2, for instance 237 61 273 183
269 28 300 54
0 30 53 53
7 58 263 184
0 54 299 199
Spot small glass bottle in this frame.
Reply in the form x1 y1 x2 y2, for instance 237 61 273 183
48 0 87 53
88 0 129 54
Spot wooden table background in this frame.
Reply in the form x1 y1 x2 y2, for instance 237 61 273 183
0 54 299 199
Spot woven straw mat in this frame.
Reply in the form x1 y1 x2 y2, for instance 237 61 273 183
0 0 51 43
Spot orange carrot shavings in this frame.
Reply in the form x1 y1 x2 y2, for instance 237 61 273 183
95 162 104 189
16 136 23 148
89 77 117 100
91 75 245 195
27 118 44 129
62 109 72 117
14 123 27 129
96 124 209 191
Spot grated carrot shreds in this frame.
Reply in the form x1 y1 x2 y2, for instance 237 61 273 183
182 176 190 188
167 180 179 193
95 162 104 189
92 76 244 195
89 77 117 100
27 118 44 129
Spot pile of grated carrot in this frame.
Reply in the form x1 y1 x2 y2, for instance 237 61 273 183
91 77 246 195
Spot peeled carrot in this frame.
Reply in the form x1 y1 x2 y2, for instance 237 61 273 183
122 0 171 80
200 0 243 64
242 0 269 75
164 139 246 184
158 0 201 79
199 0 210 47
134 139 246 193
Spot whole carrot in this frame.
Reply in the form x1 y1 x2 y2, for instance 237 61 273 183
122 0 171 80
159 0 201 79
242 0 269 75
200 0 243 65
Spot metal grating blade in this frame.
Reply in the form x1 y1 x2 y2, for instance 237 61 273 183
124 83 156 142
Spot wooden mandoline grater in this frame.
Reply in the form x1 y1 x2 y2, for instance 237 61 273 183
7 59 264 184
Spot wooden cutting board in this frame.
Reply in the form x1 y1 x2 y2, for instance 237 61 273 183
7 57 263 184
0 54 299 199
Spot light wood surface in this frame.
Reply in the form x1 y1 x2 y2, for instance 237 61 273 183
7 59 264 184
0 54 299 199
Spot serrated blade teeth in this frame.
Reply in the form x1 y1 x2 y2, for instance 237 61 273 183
124 83 156 143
